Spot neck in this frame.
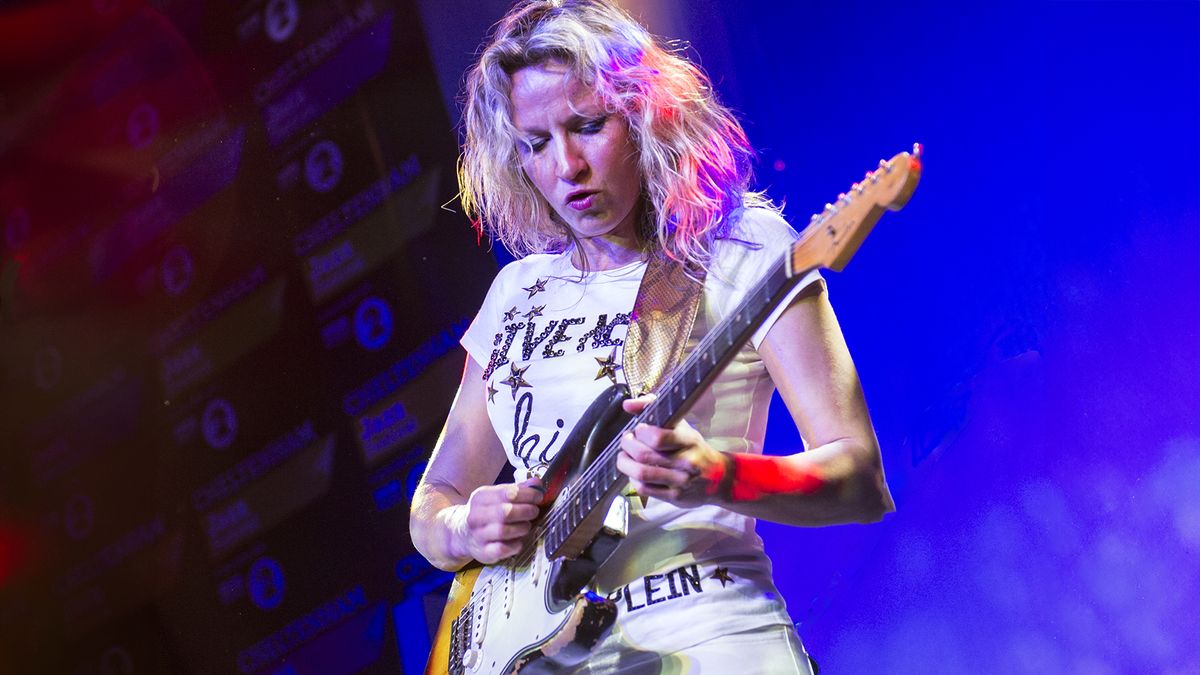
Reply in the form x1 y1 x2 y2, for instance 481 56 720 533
571 234 644 271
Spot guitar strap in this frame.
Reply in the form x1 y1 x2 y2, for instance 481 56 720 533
622 252 706 397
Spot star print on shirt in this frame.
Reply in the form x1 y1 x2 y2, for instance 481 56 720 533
594 346 622 383
523 278 547 298
712 567 734 587
500 362 532 399
486 381 498 403
503 306 519 322
523 305 545 320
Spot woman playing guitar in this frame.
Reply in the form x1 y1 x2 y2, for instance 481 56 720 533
410 1 896 672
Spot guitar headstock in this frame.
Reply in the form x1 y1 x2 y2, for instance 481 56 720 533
790 143 923 274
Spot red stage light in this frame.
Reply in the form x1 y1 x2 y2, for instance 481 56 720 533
730 453 823 503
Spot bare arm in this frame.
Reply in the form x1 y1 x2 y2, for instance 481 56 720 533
409 352 543 571
617 283 894 526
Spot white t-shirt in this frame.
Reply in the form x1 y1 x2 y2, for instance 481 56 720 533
460 207 822 654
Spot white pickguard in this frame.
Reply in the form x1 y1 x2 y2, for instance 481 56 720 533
455 542 580 674
453 497 630 674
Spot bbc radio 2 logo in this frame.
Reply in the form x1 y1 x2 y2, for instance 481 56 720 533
160 245 194 297
247 556 287 610
202 398 238 450
264 0 300 43
318 295 394 351
304 140 344 193
354 297 393 351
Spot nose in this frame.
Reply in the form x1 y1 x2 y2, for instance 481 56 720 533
553 137 587 182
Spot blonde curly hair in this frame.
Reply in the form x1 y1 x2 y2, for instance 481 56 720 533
459 0 770 272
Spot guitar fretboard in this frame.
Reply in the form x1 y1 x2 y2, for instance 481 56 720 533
538 145 923 558
543 249 803 555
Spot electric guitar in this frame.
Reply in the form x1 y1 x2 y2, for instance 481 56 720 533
426 146 923 675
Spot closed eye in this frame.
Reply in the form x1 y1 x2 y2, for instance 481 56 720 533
518 115 605 154
521 136 548 154
578 116 608 134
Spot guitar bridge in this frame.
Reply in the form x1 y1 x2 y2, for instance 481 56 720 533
448 578 492 674
447 608 472 675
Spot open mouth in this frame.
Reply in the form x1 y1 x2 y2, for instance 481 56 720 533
566 192 597 210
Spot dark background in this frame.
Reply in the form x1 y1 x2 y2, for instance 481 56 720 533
1 0 1197 672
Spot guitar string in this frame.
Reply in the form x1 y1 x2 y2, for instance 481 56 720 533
556 253 792 507
515 184 896 567
526 208 847 549
466 168 905 626
491 168 904 580
527 253 792 559
507 253 796 570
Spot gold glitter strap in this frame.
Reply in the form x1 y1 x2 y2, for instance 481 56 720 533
623 253 705 396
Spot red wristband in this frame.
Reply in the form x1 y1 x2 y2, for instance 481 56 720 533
728 453 823 503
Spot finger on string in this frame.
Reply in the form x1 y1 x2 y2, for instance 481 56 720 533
620 393 658 414
631 480 678 502
510 481 545 504
482 541 521 563
494 521 531 541
503 503 540 523
633 424 684 452
629 460 690 488
620 437 661 465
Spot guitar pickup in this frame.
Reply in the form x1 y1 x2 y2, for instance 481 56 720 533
601 494 629 538
471 579 491 647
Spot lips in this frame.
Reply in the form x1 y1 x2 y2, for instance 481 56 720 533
565 191 597 211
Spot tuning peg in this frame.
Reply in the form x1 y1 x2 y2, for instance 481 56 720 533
853 182 865 194
912 142 923 158
878 159 887 169
810 213 820 224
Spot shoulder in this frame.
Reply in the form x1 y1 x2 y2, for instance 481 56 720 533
711 206 800 269
726 205 800 244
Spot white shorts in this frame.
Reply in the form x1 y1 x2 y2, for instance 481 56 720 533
566 623 816 674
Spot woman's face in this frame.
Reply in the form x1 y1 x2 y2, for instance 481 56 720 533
510 62 642 256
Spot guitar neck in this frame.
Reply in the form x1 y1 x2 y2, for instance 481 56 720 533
638 256 803 429
543 146 923 559
544 250 806 556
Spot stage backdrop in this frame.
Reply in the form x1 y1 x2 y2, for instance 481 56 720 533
2 0 1198 673
0 0 497 672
